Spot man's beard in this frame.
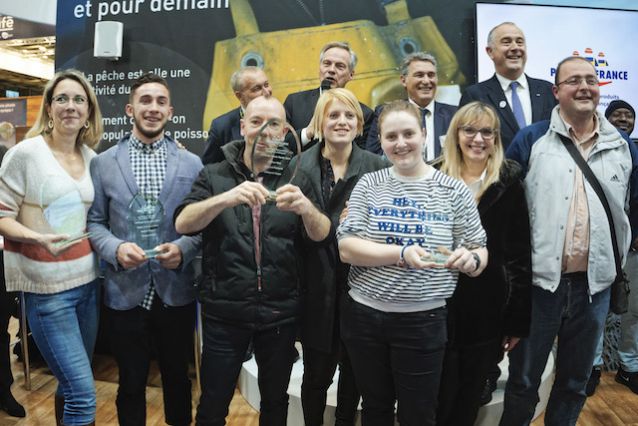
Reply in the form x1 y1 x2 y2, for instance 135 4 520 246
134 118 166 140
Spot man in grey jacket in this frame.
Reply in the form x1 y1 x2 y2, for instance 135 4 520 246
88 73 202 426
500 56 638 426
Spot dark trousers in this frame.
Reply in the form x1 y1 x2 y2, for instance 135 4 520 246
436 338 501 426
0 255 13 395
107 295 195 426
196 319 297 426
341 296 447 426
302 341 360 426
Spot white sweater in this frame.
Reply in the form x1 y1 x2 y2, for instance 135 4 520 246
0 136 98 293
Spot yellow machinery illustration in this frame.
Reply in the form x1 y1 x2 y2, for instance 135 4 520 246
203 0 465 129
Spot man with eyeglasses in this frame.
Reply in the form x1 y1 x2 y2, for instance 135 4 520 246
460 22 556 150
500 56 638 426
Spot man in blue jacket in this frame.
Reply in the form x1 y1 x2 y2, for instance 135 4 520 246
88 73 202 426
500 56 638 426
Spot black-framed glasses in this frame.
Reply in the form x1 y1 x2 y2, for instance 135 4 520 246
52 94 87 105
459 126 496 140
556 76 599 87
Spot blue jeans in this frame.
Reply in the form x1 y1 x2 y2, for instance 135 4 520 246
619 251 638 372
25 280 99 426
340 295 447 426
196 319 297 426
500 274 609 426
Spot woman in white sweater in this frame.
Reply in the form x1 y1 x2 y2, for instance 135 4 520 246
337 100 487 426
0 69 103 426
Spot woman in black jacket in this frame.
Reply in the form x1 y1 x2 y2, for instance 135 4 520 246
436 101 532 426
297 88 387 426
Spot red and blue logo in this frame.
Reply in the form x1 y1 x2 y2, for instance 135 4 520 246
550 47 628 86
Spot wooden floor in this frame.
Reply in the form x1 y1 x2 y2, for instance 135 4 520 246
1 321 637 425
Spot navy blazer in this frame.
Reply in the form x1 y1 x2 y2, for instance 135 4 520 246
283 87 374 149
365 101 457 156
460 74 556 150
88 135 203 310
201 107 243 165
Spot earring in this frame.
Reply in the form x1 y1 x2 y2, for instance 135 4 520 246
84 121 90 129
48 119 54 129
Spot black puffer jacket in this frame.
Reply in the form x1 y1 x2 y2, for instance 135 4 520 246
175 140 323 329
447 159 532 346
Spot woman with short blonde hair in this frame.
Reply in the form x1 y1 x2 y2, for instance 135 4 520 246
299 88 387 426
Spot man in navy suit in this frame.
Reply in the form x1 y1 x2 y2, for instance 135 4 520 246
460 22 556 150
284 41 374 150
201 66 272 164
88 73 202 426
365 52 457 161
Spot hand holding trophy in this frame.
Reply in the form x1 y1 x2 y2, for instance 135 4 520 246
127 193 164 258
249 118 302 202
39 176 90 254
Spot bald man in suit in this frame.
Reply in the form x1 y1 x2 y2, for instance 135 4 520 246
460 22 555 150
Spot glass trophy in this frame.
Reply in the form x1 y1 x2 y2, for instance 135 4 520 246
39 176 89 245
250 118 302 202
421 246 452 265
127 193 164 258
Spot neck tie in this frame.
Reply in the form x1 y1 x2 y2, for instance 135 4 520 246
510 81 526 129
421 108 432 160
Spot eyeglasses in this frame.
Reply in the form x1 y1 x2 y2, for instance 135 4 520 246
52 94 87 105
556 76 599 87
459 126 496 140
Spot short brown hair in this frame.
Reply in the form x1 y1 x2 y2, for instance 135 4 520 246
129 72 170 102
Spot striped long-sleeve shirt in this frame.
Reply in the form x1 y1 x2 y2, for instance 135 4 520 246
337 167 486 312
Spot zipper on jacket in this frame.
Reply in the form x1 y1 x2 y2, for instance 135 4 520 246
253 176 264 293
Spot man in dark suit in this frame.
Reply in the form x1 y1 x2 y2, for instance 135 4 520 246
460 22 556 150
284 41 374 150
201 66 272 164
365 52 457 161
88 73 202 426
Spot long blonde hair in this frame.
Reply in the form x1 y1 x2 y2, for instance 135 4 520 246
441 101 504 199
27 69 103 148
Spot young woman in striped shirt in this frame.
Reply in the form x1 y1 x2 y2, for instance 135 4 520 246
337 100 487 426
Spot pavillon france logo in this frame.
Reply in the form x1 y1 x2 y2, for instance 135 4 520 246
550 47 629 86
574 48 627 86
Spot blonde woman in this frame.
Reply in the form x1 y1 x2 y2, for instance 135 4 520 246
0 69 103 426
437 101 531 426
298 88 387 426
